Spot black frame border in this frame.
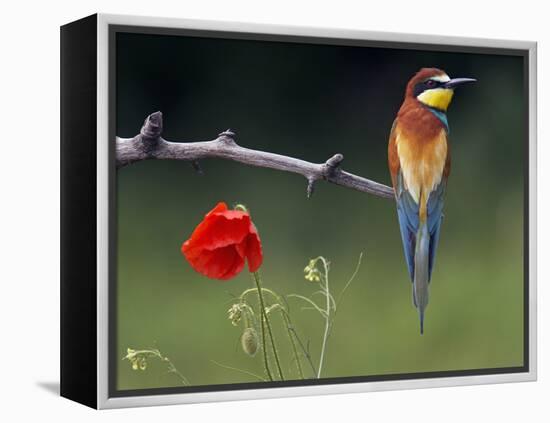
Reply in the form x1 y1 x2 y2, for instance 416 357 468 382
60 14 98 409
107 24 530 399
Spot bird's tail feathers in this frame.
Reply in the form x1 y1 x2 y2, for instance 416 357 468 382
413 222 430 335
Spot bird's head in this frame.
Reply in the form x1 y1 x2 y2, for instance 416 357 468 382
406 68 476 111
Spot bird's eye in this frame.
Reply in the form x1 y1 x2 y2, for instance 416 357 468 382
426 79 436 87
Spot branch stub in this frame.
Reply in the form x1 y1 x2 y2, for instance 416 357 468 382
306 177 316 199
140 111 163 140
218 129 237 144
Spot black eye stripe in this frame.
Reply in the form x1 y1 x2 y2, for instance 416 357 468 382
413 79 444 96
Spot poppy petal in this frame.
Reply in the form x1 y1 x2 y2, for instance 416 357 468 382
184 203 233 251
181 202 263 280
189 213 251 252
205 202 228 217
245 229 263 272
185 244 245 280
220 248 246 280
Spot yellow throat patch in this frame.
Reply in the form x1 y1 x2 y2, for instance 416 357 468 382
417 88 454 111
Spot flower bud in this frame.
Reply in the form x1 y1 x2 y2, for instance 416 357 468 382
304 259 322 282
241 327 259 357
138 357 147 371
228 304 243 326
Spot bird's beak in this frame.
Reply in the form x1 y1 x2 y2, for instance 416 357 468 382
443 77 477 89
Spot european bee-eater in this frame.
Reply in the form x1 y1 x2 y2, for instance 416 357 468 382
388 68 475 334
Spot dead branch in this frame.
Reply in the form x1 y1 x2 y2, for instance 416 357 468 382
116 111 394 199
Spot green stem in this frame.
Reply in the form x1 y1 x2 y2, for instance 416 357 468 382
256 299 273 381
240 287 280 303
242 283 315 378
269 304 305 379
210 360 267 382
282 312 305 379
253 271 284 381
123 348 190 385
317 257 331 379
289 326 318 377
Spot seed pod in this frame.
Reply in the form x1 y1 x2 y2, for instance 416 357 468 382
241 327 259 357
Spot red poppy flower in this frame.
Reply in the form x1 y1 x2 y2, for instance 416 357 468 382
181 202 263 280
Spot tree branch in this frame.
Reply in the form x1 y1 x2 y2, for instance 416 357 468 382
116 111 394 199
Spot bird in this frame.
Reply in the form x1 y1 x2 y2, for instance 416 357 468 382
388 68 475 334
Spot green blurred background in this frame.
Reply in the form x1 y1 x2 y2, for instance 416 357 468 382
115 32 525 390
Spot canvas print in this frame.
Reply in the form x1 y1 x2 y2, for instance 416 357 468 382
112 30 527 395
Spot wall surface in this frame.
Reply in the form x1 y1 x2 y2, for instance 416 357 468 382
1 0 547 421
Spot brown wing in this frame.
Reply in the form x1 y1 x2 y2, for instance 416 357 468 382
443 139 451 179
388 119 400 190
